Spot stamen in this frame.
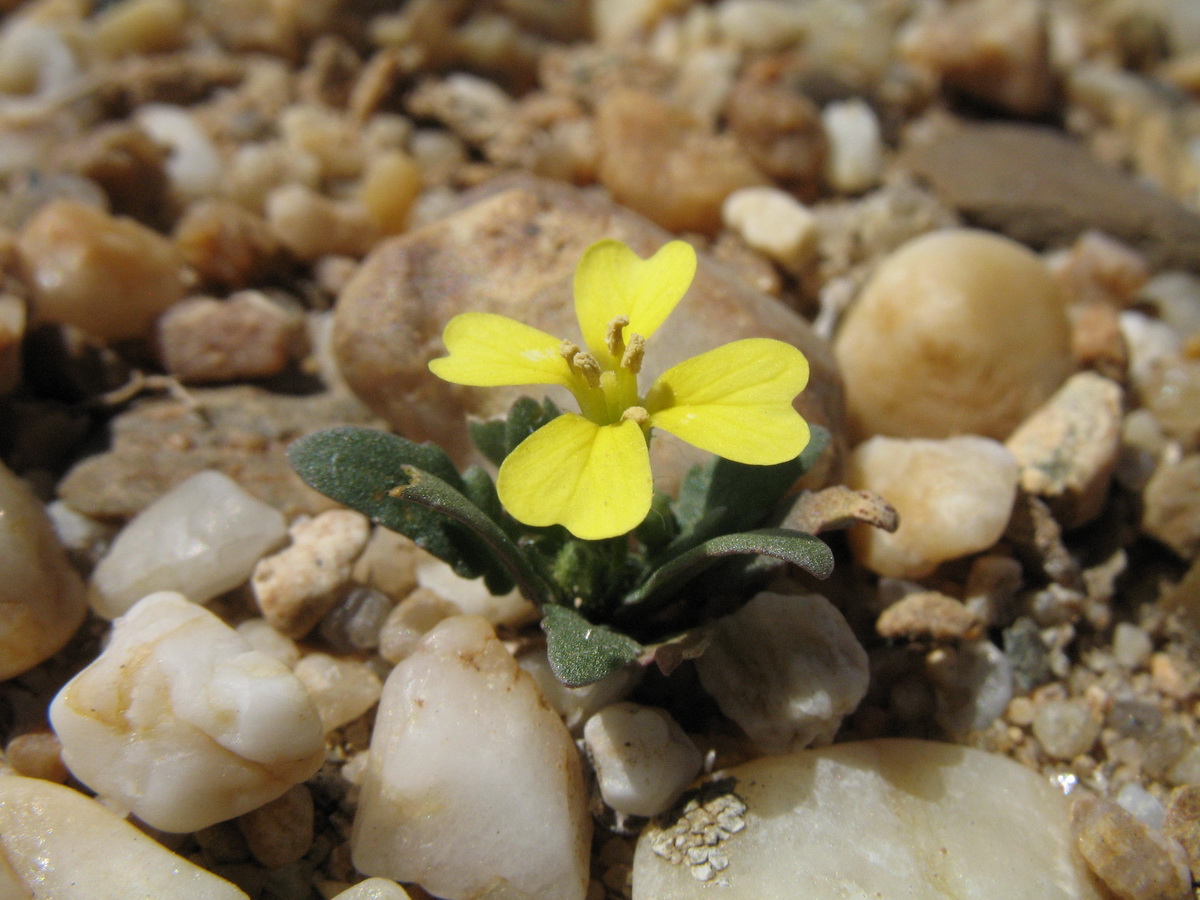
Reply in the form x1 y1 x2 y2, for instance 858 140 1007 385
560 340 601 388
621 406 649 425
621 333 645 374
605 316 630 358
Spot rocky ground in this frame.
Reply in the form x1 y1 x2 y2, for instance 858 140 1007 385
1 0 1200 898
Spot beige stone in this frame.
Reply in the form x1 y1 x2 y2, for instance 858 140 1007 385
173 199 287 290
595 88 766 235
877 591 982 642
0 294 24 396
834 229 1073 442
0 462 87 680
848 435 1020 578
332 175 843 491
17 200 188 341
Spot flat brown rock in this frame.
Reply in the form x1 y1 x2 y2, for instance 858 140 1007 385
58 386 381 520
902 123 1200 268
332 174 844 490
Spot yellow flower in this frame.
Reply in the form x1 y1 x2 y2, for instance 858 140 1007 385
429 239 811 540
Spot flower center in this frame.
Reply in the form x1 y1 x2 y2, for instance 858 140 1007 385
561 317 648 427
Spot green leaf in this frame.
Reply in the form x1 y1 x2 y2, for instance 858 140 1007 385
619 528 834 618
469 396 562 466
541 604 642 688
634 490 678 552
288 427 469 563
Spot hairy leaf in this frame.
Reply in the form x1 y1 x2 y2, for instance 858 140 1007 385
542 605 643 687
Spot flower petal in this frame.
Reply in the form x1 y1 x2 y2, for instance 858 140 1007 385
428 312 573 388
574 239 697 365
497 413 653 540
646 338 811 465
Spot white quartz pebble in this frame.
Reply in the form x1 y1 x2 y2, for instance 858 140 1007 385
848 435 1020 578
821 99 883 193
520 647 641 733
49 592 325 833
695 593 869 755
0 775 248 900
721 187 817 271
136 104 223 201
415 556 538 627
352 615 591 900
584 703 702 817
0 462 87 679
632 740 1106 899
89 470 288 619
292 652 382 732
330 878 413 900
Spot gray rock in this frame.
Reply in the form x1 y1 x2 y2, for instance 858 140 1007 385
902 123 1200 269
1142 454 1200 560
57 385 381 520
332 174 843 491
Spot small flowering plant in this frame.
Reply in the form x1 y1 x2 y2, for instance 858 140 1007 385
289 240 833 686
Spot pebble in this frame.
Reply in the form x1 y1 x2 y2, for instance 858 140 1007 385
964 554 1023 627
925 640 1014 738
279 104 366 181
848 435 1020 578
236 784 314 868
0 774 249 900
1140 271 1200 339
1005 372 1124 529
58 385 381 521
713 0 809 53
900 0 1054 117
291 652 382 733
351 615 591 900
876 590 982 642
0 461 87 680
359 150 423 235
90 469 288 619
583 702 703 817
224 141 322 213
820 99 883 194
1032 698 1102 761
1119 310 1184 394
721 186 817 272
332 174 842 487
235 618 300 669
1140 360 1200 450
901 123 1200 269
136 104 223 202
519 647 641 733
266 184 380 261
594 88 765 235
724 54 827 190
0 18 79 98
91 0 187 59
1115 782 1166 831
63 120 172 227
592 0 686 43
694 592 869 755
16 199 188 341
1141 454 1200 559
158 291 307 384
173 199 287 290
49 592 325 833
251 509 371 638
377 587 459 664
5 731 69 783
330 879 413 900
0 293 23 395
633 739 1106 898
834 229 1073 442
1112 622 1153 669
319 585 393 652
1070 790 1193 900
1163 785 1200 881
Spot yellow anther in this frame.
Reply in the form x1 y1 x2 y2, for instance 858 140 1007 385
621 333 645 374
605 316 630 358
560 340 601 388
621 406 649 425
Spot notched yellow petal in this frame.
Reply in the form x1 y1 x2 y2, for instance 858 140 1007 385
428 312 573 388
497 414 653 540
646 338 811 465
574 239 697 365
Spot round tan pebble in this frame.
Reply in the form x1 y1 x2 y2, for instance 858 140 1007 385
360 151 423 235
834 229 1073 442
17 200 188 341
92 0 186 59
848 435 1020 578
5 733 69 783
